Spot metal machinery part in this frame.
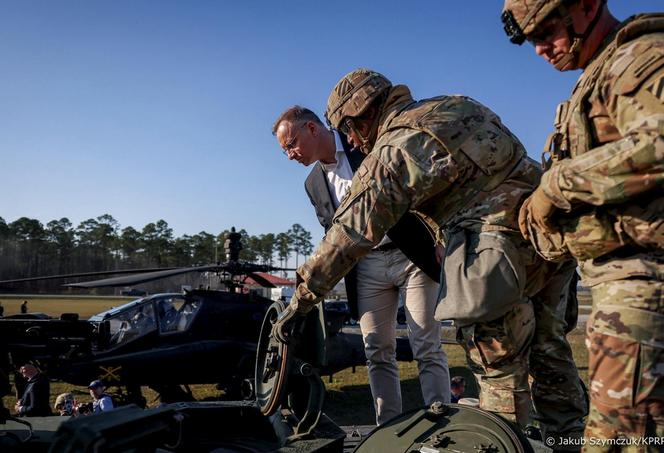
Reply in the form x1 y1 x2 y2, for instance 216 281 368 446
256 301 291 415
354 401 535 453
255 301 326 438
42 402 345 453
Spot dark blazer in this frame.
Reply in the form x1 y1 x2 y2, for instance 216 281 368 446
18 373 52 416
304 132 441 319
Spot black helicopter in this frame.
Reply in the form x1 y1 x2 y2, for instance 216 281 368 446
0 228 412 406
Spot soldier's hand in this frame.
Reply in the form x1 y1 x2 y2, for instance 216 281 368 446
520 187 556 238
272 305 305 344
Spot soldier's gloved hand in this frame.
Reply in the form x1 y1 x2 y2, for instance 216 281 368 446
519 187 556 239
272 305 306 344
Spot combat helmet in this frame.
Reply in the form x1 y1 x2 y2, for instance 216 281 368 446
501 0 566 44
325 69 392 130
502 0 607 70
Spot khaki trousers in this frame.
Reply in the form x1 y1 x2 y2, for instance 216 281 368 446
356 248 450 425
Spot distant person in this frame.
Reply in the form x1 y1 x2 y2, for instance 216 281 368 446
450 376 466 404
20 301 28 314
88 380 114 413
15 364 51 417
224 227 242 262
157 300 178 332
131 307 154 332
54 392 77 417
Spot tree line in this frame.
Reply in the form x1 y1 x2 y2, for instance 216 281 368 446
0 215 314 290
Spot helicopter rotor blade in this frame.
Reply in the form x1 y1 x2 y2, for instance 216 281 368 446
0 268 178 285
65 265 225 288
0 261 296 290
238 264 296 273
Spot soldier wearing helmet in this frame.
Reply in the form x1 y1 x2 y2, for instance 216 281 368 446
502 0 664 449
274 69 587 440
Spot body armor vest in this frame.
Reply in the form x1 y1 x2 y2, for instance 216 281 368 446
539 14 664 263
378 94 530 234
546 14 664 164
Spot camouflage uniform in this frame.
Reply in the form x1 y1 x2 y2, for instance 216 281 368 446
508 11 664 450
288 73 586 442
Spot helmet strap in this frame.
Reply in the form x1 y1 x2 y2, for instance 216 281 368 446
555 0 605 69
348 120 374 154
348 101 383 154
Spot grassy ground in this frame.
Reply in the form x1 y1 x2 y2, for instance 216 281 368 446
1 295 590 426
0 295 133 319
324 326 588 425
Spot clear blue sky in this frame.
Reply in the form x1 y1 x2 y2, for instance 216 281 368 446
1 1 660 243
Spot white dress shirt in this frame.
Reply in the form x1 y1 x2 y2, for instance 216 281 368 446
320 130 354 209
320 131 391 247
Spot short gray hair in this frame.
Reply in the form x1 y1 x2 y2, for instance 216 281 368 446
272 105 324 135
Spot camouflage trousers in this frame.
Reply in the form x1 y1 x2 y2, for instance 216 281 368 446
451 243 587 450
458 302 534 426
583 278 664 453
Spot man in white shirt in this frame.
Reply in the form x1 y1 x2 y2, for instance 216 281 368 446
273 106 450 424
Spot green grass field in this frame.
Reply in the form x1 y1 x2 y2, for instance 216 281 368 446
1 296 590 426
0 295 133 319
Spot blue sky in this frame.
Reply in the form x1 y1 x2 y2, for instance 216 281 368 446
1 1 660 243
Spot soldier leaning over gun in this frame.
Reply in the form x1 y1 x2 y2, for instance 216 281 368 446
273 69 587 449
502 0 664 450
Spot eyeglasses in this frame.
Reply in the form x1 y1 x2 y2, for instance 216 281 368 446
338 117 354 136
281 123 306 156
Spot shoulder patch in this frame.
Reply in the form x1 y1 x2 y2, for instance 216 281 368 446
645 73 664 103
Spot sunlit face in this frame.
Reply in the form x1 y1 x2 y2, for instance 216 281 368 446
526 0 598 71
527 14 577 70
276 120 319 166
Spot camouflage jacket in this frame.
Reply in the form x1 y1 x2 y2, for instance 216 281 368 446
290 87 544 313
529 14 664 286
